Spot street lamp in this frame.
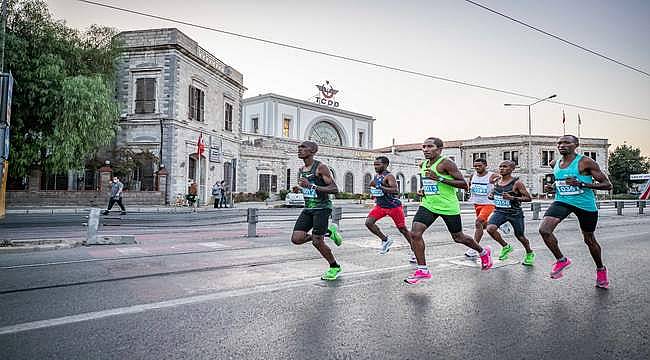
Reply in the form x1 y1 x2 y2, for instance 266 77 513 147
504 94 557 192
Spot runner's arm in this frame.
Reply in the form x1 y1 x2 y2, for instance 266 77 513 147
513 180 532 202
315 163 339 194
380 174 399 194
438 160 468 190
581 157 612 191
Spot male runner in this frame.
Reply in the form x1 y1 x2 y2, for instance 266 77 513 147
365 156 413 255
539 135 612 288
485 161 535 265
405 137 493 285
291 141 344 281
464 158 500 258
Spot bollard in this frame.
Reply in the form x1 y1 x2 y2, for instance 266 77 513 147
403 205 408 218
638 201 646 215
332 207 342 230
85 208 135 245
85 208 101 244
615 201 624 216
531 203 541 220
247 208 258 237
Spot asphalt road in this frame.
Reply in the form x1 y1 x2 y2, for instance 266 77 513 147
0 210 648 359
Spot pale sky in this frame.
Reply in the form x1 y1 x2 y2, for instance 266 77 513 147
47 0 650 154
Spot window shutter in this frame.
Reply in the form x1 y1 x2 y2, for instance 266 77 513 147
144 78 155 113
135 79 145 113
189 86 195 120
199 90 205 122
271 175 278 193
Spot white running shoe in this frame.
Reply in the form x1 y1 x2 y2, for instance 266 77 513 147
409 254 417 263
464 249 479 258
379 237 394 254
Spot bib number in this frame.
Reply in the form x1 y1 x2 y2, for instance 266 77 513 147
370 187 385 197
556 180 583 196
422 179 439 196
301 187 317 198
494 195 511 208
471 183 489 196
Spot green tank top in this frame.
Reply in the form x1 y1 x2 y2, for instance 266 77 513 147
420 157 461 215
299 160 332 209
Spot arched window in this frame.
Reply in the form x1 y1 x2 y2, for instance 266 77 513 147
410 175 418 193
396 173 405 194
309 121 343 146
344 172 354 193
363 173 373 194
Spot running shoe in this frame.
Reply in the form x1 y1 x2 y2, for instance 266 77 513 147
522 252 536 266
328 224 343 246
464 249 479 258
550 257 572 279
596 268 609 289
409 254 417 264
480 246 493 270
498 244 513 261
404 269 432 284
379 237 394 254
321 266 342 281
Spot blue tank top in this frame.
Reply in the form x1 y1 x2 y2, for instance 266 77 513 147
371 171 401 209
553 154 597 212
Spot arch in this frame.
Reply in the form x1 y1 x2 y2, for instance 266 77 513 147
304 116 349 147
363 173 373 194
395 172 405 194
410 175 418 193
344 172 354 193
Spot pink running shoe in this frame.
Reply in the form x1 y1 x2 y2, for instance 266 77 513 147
404 269 432 284
479 246 493 270
550 258 572 279
596 268 609 289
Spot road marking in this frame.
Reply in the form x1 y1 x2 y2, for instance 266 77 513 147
115 247 148 255
197 242 229 249
0 255 466 336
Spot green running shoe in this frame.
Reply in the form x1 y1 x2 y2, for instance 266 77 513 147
498 244 513 261
321 266 342 281
522 251 536 266
328 224 343 246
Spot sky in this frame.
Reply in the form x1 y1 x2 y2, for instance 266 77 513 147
47 0 650 154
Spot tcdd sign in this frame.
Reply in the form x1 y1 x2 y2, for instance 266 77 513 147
315 81 339 108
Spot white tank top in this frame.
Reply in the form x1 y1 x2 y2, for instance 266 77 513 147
469 171 494 205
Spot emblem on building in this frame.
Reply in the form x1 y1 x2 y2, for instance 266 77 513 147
315 81 339 107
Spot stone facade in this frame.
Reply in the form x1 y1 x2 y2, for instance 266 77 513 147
6 191 164 206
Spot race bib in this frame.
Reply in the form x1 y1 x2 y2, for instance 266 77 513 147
370 187 384 197
471 183 489 196
301 187 317 198
422 179 439 196
494 194 511 208
556 180 583 196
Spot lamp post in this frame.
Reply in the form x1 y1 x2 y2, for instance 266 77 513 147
504 94 557 192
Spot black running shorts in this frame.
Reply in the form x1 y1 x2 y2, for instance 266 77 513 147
293 208 332 236
412 206 463 234
544 201 598 233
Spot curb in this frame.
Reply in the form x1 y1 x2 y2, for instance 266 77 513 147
0 240 83 254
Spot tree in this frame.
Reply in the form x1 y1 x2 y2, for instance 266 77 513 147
608 144 650 194
5 0 120 179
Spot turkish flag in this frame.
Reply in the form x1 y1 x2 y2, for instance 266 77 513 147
197 133 205 156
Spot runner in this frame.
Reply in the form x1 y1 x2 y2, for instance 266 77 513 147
539 135 612 288
365 156 413 255
405 137 493 285
464 158 501 258
485 160 535 265
291 141 344 281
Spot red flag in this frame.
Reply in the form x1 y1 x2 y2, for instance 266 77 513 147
197 133 205 156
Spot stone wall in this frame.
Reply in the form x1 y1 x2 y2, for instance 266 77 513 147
7 191 165 207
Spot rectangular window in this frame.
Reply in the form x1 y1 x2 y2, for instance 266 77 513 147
225 103 233 131
472 152 487 162
584 151 597 161
358 131 365 148
188 86 204 121
542 150 555 166
251 116 259 133
258 174 278 193
135 78 156 114
283 117 291 137
503 151 519 166
286 169 291 190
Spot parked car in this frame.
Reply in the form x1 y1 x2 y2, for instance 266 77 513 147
285 192 305 207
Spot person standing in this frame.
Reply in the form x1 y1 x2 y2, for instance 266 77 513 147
212 181 223 208
219 180 228 208
187 180 198 211
102 176 126 215
539 135 612 288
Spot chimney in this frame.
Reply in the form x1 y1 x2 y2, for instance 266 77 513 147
391 138 396 154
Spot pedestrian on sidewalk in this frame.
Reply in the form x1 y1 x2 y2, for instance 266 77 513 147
187 180 199 211
102 176 126 215
212 180 223 208
219 180 229 208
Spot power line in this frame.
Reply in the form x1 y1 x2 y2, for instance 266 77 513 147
463 0 650 78
76 0 649 122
